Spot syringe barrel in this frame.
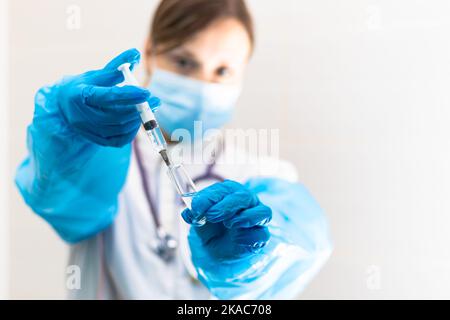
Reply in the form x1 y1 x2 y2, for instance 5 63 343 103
117 63 168 152
117 62 157 125
145 125 167 153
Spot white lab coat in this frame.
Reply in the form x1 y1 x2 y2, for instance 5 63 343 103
68 130 299 299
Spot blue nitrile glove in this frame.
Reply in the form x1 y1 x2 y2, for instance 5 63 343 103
182 178 332 300
57 49 160 147
181 180 272 260
15 48 160 243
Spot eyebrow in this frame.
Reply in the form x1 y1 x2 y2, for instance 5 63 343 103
171 47 198 60
170 47 238 70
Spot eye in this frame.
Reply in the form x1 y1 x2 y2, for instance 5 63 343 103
216 66 231 78
176 57 189 68
174 56 197 71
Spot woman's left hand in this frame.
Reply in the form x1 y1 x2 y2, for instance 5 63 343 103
181 180 272 261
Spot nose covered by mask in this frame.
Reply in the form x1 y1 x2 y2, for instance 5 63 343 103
148 68 242 139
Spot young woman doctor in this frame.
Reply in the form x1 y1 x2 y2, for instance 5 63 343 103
15 0 332 299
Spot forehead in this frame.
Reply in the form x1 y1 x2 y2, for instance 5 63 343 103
175 18 252 68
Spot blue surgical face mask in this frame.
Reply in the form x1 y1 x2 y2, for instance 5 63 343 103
148 68 242 139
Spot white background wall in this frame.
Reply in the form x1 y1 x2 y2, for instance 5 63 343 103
0 0 10 299
6 0 450 299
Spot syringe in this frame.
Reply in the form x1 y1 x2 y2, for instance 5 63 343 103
117 63 205 226
117 63 171 166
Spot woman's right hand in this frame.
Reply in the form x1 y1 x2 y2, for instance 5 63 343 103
15 48 161 243
56 48 160 147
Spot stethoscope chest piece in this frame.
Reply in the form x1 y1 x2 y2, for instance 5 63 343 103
152 228 178 263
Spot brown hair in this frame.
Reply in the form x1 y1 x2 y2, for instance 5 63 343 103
148 0 254 55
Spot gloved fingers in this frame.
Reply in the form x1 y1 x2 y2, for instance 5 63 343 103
182 208 207 226
80 49 141 85
86 97 159 124
183 214 224 243
191 180 244 216
84 68 125 87
81 85 150 109
103 48 141 71
85 130 139 147
181 208 194 224
76 121 140 147
223 203 272 229
83 102 141 126
106 125 141 147
204 189 259 224
88 119 141 139
148 96 161 112
82 92 159 125
82 48 142 87
71 102 141 146
231 226 270 251
74 96 141 129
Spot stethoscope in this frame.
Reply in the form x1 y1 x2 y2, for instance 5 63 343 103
133 138 224 262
